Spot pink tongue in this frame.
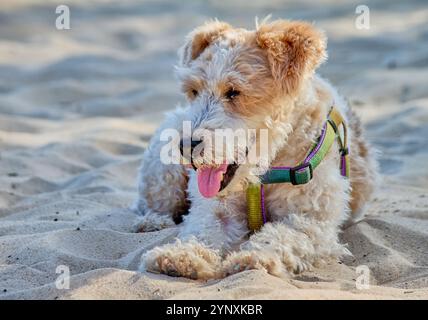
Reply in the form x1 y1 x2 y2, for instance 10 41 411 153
197 163 228 198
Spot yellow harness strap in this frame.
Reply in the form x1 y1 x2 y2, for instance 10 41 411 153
328 107 350 177
246 184 265 231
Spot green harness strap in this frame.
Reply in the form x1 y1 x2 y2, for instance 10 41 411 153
246 106 350 232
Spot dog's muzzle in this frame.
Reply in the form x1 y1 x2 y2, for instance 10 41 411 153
179 139 202 169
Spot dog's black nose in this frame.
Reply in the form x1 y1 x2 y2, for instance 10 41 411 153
179 139 203 158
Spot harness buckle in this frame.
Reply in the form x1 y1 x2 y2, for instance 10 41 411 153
289 162 313 185
340 147 349 156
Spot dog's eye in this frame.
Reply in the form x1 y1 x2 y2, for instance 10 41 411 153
225 89 240 100
191 89 198 97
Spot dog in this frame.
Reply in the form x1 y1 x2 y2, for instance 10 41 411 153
133 19 378 280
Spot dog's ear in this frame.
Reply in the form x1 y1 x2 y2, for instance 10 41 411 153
179 20 232 66
256 20 327 94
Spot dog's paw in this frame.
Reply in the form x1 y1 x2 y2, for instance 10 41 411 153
140 239 222 280
222 250 285 277
133 214 175 232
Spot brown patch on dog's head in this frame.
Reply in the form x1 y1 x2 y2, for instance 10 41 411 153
177 19 327 120
179 20 232 66
177 21 278 118
256 20 327 95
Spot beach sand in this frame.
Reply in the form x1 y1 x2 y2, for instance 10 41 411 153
0 0 427 299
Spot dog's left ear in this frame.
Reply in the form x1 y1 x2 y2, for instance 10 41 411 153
256 20 327 94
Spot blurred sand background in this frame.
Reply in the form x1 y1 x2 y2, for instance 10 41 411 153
0 0 428 299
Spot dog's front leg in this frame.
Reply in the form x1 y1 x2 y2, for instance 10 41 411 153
133 108 190 232
222 214 350 277
140 195 248 280
140 237 222 280
139 211 225 280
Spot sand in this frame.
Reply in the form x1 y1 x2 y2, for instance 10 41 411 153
0 0 427 299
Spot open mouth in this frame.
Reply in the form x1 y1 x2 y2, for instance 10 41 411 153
196 162 239 198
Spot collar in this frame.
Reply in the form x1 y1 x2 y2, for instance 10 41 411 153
247 105 350 232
